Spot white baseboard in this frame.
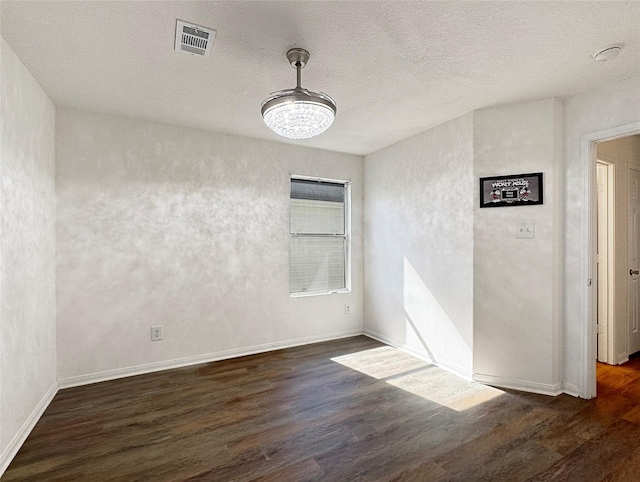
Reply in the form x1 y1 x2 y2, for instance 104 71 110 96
0 381 58 478
617 352 630 365
563 383 580 398
58 329 363 389
473 373 563 397
363 329 473 381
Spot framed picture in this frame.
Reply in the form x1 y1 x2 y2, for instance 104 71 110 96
479 172 543 208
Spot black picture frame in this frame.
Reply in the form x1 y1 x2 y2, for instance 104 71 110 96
479 172 543 208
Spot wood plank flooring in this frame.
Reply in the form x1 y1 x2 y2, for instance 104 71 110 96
4 336 640 481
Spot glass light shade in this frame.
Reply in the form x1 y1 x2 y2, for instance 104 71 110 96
261 89 336 140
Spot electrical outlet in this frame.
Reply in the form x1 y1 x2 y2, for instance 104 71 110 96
151 326 163 341
345 304 351 314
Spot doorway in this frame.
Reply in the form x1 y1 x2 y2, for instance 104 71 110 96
589 131 640 398
576 122 640 399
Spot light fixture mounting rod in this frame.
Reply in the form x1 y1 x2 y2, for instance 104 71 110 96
287 48 309 90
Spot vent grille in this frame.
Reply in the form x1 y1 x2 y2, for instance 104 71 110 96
175 20 216 58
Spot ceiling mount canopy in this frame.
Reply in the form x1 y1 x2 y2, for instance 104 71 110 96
261 48 337 140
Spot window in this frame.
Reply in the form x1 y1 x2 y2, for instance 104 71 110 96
290 177 351 295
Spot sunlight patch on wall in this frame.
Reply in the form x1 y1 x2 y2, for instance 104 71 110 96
403 257 472 374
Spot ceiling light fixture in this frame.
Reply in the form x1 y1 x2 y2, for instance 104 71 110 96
261 48 337 140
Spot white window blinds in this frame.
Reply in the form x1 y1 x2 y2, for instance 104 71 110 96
290 178 349 294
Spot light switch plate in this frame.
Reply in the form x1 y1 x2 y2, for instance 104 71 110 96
516 222 535 238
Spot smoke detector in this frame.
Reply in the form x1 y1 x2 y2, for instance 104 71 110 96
174 20 216 58
592 45 622 62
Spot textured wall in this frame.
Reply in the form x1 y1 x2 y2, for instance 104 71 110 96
55 108 363 383
564 76 640 395
0 37 57 470
364 114 474 378
473 99 563 393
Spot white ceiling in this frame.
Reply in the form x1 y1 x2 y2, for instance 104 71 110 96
2 1 639 156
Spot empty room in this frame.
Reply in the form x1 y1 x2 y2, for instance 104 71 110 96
2 1 640 480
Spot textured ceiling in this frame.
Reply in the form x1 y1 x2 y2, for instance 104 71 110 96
1 1 639 155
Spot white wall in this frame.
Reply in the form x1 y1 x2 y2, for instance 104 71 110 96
364 114 474 378
55 108 364 385
597 135 640 363
564 75 640 396
473 99 563 395
0 37 57 474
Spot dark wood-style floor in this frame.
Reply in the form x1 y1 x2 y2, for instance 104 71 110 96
4 336 640 481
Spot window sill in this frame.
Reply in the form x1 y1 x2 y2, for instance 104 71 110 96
290 288 351 298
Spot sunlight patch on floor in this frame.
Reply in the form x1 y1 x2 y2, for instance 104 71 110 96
331 346 429 379
332 346 504 411
387 369 504 411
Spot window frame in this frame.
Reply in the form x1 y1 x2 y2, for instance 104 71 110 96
289 175 352 297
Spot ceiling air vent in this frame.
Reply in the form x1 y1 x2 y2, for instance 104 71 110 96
174 20 216 58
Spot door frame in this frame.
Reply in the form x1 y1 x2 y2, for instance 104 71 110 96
581 121 640 399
